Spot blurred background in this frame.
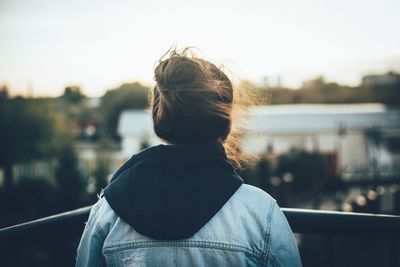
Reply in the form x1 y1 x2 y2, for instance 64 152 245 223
0 0 399 266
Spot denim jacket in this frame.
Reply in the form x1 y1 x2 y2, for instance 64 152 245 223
76 184 302 267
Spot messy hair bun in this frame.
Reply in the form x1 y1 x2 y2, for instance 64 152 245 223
151 48 256 168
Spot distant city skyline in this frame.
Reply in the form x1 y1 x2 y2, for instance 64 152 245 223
1 0 400 97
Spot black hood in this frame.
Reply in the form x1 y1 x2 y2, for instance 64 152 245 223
104 141 243 240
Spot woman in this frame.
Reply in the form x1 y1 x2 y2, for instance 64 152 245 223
76 49 302 267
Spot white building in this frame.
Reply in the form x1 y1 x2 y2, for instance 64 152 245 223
117 109 161 158
118 104 400 176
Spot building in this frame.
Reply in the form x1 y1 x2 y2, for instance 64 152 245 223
117 109 160 158
362 72 400 87
245 104 400 177
118 104 400 177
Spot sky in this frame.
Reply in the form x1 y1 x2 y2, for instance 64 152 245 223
1 0 400 97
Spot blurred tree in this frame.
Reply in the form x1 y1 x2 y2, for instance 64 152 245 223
0 85 9 99
302 76 326 90
239 157 275 198
92 158 109 195
88 138 115 197
256 73 400 105
0 177 57 228
0 98 61 188
277 149 325 192
100 82 150 139
254 158 271 192
139 138 151 150
54 143 87 210
62 86 85 104
60 86 89 128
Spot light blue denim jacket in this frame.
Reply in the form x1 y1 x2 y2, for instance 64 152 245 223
76 184 302 267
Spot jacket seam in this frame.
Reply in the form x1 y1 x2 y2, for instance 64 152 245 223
268 252 283 267
95 222 107 240
103 240 263 259
93 198 111 242
262 200 276 265
85 201 100 227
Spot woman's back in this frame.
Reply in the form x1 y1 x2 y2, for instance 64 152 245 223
77 183 300 267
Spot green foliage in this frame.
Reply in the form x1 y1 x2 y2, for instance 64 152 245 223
92 157 109 194
0 97 65 187
57 86 98 127
0 178 57 227
54 143 87 210
0 85 9 99
62 86 85 104
240 158 271 191
0 98 53 160
256 75 400 105
139 138 151 150
277 149 325 191
100 82 150 139
241 149 327 195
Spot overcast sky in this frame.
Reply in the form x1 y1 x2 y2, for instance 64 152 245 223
1 0 399 96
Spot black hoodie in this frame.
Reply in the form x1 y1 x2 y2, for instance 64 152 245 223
104 141 243 240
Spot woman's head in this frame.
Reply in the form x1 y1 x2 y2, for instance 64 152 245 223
152 49 233 144
151 48 255 167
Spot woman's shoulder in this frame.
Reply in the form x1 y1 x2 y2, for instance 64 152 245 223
87 196 119 235
232 184 301 266
234 184 277 209
220 184 278 233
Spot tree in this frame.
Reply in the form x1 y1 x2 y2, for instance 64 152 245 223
277 149 325 192
0 85 9 99
92 157 109 195
100 82 150 139
0 98 58 188
54 143 87 210
62 86 85 104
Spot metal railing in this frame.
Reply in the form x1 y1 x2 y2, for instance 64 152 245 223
1 206 400 251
